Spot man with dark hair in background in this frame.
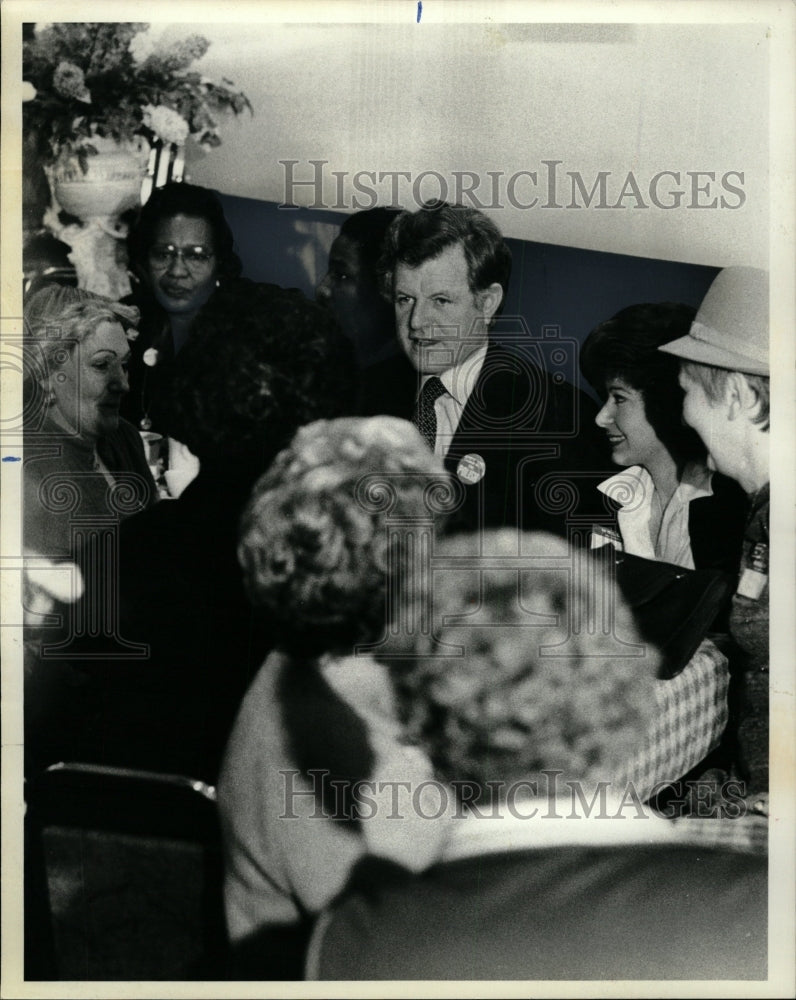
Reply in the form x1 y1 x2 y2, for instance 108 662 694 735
316 207 415 417
377 201 609 537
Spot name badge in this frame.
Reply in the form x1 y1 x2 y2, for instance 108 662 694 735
736 568 767 600
590 525 623 551
456 453 486 485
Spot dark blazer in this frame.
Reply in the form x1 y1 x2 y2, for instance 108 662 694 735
688 472 749 577
433 341 611 538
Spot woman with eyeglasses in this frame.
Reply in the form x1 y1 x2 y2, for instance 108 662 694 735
123 182 244 435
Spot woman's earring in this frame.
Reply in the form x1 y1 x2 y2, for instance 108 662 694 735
215 279 221 289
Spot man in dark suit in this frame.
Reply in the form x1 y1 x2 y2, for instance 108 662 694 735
377 201 609 539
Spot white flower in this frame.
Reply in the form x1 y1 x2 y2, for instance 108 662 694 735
130 30 156 64
143 348 159 367
142 104 190 146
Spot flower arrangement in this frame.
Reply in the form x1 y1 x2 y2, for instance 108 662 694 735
23 22 252 170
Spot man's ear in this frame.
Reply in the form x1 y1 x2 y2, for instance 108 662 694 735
726 371 760 421
477 282 503 324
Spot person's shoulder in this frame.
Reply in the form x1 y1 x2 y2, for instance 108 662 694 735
692 467 749 532
484 340 594 397
227 650 288 731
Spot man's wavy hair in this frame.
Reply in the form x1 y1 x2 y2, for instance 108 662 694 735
377 200 512 310
127 181 242 284
580 302 705 469
386 530 658 800
238 416 449 657
165 282 356 469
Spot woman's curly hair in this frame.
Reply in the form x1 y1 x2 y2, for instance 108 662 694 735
387 530 658 797
165 282 356 467
238 416 449 656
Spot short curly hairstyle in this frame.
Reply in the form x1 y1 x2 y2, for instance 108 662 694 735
238 416 450 656
24 286 140 381
387 530 658 798
579 302 705 468
377 200 512 310
165 282 357 466
127 181 242 283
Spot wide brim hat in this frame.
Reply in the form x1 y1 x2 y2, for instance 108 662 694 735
659 266 769 376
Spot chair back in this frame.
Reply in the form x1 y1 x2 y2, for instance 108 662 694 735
25 761 228 980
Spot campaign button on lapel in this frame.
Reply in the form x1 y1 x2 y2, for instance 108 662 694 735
456 453 486 484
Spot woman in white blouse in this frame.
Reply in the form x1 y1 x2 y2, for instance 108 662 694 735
579 302 747 574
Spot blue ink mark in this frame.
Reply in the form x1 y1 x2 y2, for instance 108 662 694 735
417 1 422 23
2 456 21 462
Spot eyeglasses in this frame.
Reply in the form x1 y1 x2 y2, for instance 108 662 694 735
148 244 215 271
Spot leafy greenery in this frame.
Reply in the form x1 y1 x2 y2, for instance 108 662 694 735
23 23 252 167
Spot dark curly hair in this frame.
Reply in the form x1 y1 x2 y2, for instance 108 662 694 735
165 282 357 468
238 416 450 657
579 302 705 468
377 201 512 312
386 530 658 799
127 182 242 283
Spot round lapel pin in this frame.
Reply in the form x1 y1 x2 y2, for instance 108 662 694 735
456 453 486 484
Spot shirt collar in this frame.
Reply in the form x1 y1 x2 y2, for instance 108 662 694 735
597 462 714 508
596 466 651 508
422 342 489 406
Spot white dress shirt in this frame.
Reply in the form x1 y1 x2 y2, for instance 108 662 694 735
592 461 714 569
419 343 489 459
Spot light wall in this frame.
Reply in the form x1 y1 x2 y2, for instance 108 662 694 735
166 21 768 268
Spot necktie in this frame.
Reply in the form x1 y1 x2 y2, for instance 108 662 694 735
413 376 447 450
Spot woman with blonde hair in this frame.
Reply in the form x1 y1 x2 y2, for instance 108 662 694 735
220 415 455 977
23 285 156 559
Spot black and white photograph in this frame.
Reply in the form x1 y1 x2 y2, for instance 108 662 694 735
1 1 794 995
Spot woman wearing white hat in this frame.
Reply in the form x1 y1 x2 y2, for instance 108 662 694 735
660 266 770 804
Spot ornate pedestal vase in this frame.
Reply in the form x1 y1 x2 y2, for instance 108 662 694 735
44 136 150 300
